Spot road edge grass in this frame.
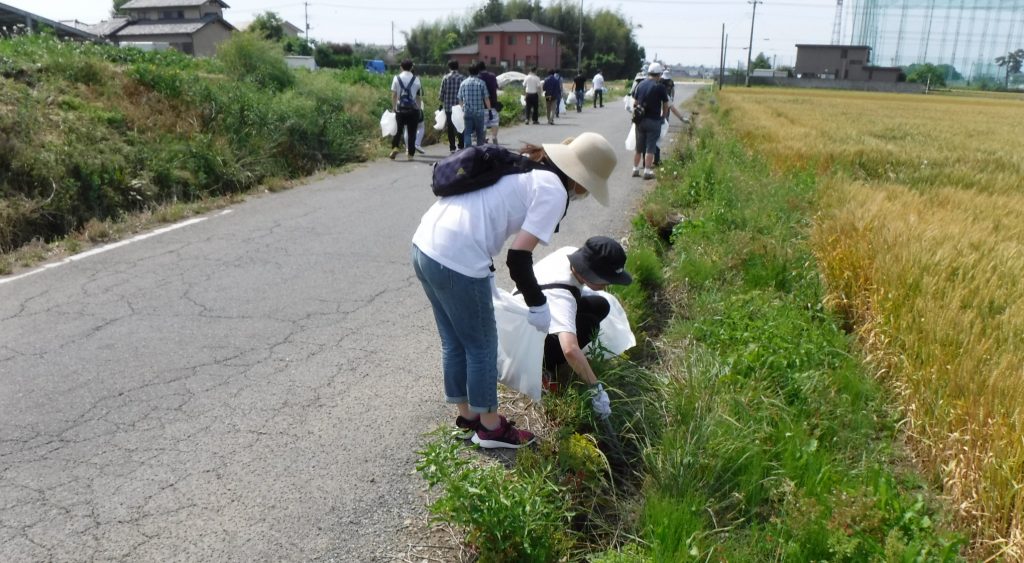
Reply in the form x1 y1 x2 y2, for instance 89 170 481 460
414 87 967 561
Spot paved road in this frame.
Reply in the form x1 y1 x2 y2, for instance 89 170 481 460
0 84 702 561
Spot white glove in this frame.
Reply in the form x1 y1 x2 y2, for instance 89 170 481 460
526 303 550 332
590 383 611 419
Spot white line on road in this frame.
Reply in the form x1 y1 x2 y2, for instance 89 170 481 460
0 210 233 286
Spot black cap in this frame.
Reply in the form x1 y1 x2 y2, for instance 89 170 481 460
568 237 632 286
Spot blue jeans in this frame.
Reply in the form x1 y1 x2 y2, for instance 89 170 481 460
412 245 498 413
462 109 486 147
575 89 584 112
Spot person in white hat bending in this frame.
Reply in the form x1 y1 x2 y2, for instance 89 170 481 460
411 133 617 449
521 236 633 419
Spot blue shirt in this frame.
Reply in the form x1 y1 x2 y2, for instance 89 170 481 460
633 79 668 120
542 75 562 98
458 76 489 113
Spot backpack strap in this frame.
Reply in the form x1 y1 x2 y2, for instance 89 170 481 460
515 283 581 302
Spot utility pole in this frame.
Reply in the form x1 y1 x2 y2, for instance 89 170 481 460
719 23 726 90
745 0 761 87
577 0 583 72
303 1 310 43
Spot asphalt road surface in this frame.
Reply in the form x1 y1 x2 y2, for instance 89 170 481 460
0 83 702 562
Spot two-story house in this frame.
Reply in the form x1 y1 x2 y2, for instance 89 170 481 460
85 0 235 57
795 44 902 82
446 19 563 71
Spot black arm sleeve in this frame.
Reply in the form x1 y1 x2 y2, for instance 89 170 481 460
506 249 546 307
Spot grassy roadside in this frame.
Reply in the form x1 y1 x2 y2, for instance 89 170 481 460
414 88 966 561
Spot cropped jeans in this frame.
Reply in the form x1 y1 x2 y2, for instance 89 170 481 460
412 245 498 413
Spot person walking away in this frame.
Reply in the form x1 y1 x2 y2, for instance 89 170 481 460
411 133 618 448
592 69 605 108
572 72 586 113
439 60 465 153
477 62 501 144
526 237 633 419
523 67 541 124
542 69 562 125
631 63 669 180
457 63 490 147
390 59 422 161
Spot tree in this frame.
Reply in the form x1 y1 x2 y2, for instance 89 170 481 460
752 52 771 70
906 63 946 88
112 0 130 15
249 11 287 42
995 49 1024 89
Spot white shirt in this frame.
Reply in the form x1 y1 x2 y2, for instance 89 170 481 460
592 73 605 90
391 71 422 100
530 246 582 336
524 73 541 94
412 171 568 278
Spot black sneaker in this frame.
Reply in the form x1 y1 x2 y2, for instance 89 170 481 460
471 416 536 449
454 415 480 440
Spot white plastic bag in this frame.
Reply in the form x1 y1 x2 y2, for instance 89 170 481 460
433 109 446 131
625 123 636 151
416 122 425 148
656 119 669 148
484 108 500 129
520 94 527 107
451 105 465 133
380 110 397 137
581 290 636 358
622 95 633 112
584 87 594 100
494 288 545 401
559 98 566 114
566 92 576 106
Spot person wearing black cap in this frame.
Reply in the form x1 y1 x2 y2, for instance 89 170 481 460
522 236 633 419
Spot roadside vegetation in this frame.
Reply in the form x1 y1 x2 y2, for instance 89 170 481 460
719 87 1024 559
0 31 447 274
414 87 973 560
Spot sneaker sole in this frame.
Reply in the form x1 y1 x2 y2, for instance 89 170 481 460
471 433 536 449
454 429 474 440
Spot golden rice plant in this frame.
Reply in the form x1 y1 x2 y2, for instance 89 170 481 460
720 88 1024 558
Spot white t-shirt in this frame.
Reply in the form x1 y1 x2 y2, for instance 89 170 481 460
412 170 568 278
530 246 582 336
593 73 605 90
524 73 541 94
391 71 422 102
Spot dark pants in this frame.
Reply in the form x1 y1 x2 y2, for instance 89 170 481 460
543 295 611 370
575 89 584 112
593 89 603 107
392 109 417 156
444 109 464 151
525 93 539 123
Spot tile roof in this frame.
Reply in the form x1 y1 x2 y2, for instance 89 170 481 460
121 0 229 9
444 44 479 56
112 16 230 36
475 19 563 35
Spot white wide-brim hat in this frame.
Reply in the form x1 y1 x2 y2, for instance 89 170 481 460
542 132 617 206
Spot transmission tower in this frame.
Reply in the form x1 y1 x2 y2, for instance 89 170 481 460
831 0 844 44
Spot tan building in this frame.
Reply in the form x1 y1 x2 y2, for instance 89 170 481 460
795 44 902 82
83 0 235 57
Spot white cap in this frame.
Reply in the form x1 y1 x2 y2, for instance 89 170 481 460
648 63 664 75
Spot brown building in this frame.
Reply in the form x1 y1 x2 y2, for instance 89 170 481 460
795 44 902 82
445 19 563 71
79 0 235 57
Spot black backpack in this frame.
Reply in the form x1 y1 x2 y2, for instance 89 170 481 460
396 76 417 112
430 145 557 197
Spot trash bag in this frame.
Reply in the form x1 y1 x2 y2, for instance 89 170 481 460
380 110 397 137
433 109 446 131
493 288 545 401
584 87 595 100
581 289 636 358
625 123 636 151
559 97 566 115
656 119 669 148
520 94 527 107
566 92 576 106
451 105 465 133
622 95 633 112
416 122 425 148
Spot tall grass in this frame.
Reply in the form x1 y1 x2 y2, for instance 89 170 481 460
720 87 1024 558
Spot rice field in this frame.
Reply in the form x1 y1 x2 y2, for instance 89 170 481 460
719 87 1024 558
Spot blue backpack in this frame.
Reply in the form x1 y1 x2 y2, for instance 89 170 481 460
430 145 557 197
396 76 417 112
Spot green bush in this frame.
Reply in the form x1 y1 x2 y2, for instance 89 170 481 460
416 433 574 562
215 32 294 91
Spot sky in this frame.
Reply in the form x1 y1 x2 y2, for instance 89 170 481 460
8 0 842 68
